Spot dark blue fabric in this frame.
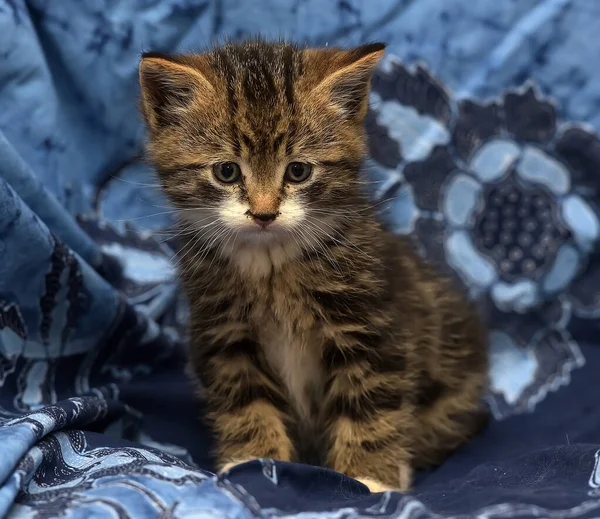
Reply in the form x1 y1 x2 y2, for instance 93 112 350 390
2 0 600 517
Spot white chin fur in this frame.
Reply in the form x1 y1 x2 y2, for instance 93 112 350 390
222 236 302 278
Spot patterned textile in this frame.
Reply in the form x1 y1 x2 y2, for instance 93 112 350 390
1 0 600 517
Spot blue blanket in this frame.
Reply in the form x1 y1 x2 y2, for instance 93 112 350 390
2 0 600 517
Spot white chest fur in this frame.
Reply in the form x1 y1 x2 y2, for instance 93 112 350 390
259 320 325 420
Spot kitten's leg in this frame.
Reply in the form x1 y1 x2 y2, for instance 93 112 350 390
191 338 296 471
411 303 488 469
411 381 488 470
322 342 414 492
325 415 413 492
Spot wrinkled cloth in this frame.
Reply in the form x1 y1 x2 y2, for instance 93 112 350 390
1 0 600 517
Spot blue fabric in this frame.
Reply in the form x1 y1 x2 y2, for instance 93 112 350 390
2 0 600 517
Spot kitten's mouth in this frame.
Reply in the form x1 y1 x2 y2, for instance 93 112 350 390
247 221 276 232
253 224 272 231
247 224 277 235
239 222 287 244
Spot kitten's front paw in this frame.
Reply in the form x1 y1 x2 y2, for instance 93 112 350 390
355 462 412 493
355 477 395 493
218 458 257 474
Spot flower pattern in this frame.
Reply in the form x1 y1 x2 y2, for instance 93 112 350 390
445 131 597 312
368 61 600 419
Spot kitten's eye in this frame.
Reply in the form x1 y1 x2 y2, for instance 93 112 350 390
213 162 241 184
285 162 312 183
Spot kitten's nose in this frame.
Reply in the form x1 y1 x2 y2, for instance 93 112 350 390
252 213 277 228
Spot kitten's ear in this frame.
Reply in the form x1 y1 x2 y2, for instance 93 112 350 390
310 43 385 120
139 53 214 131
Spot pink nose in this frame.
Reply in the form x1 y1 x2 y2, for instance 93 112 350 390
252 213 277 228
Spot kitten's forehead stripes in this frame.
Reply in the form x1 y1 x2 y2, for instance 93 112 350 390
273 133 285 153
282 44 296 105
204 41 304 165
241 133 255 154
207 41 302 115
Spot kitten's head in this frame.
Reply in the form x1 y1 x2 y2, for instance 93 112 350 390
139 39 384 253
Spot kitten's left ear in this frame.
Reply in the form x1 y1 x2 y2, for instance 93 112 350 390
311 43 385 121
139 53 214 131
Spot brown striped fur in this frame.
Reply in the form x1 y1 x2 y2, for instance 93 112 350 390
138 38 489 492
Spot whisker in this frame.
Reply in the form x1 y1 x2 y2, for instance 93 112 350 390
112 176 162 189
297 224 344 277
305 216 379 265
289 227 320 269
207 227 235 273
188 225 229 277
155 222 204 243
172 222 223 270
115 210 181 222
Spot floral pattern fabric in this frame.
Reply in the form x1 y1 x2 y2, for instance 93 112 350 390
1 0 600 518
367 61 600 420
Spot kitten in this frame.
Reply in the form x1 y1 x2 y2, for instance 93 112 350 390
138 39 488 492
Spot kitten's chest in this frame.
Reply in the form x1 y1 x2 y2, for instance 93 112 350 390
243 266 326 420
259 320 325 420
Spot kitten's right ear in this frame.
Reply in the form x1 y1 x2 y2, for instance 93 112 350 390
309 43 385 121
139 53 214 131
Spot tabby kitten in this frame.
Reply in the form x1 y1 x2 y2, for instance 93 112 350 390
138 39 488 492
